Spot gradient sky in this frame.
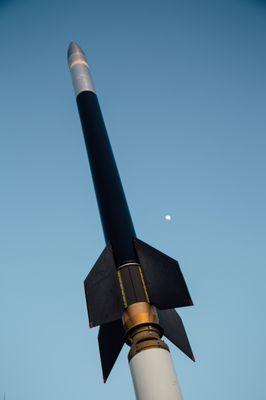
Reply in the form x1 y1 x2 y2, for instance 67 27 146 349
1 0 266 399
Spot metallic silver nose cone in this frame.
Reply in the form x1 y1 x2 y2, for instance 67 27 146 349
68 41 95 96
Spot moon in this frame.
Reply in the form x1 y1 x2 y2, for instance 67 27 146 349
165 214 172 221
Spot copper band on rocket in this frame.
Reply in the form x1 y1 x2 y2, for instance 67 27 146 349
68 42 195 385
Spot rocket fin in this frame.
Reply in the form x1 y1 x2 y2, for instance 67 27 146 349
134 238 193 310
98 319 125 382
157 308 194 361
84 244 124 327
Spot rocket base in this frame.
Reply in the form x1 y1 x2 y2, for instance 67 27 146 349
129 348 183 400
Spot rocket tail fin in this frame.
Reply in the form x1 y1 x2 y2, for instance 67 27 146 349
84 245 124 327
134 238 193 310
157 308 194 361
98 319 125 382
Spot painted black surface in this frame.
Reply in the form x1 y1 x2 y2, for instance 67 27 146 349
84 245 124 327
157 309 194 361
77 91 137 266
119 264 148 306
76 90 194 381
98 319 125 382
134 238 193 309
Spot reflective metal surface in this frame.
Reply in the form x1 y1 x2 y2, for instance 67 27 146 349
68 42 95 96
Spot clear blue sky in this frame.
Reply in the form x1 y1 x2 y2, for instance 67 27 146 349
0 0 266 399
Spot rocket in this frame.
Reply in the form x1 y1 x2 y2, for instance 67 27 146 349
68 42 194 399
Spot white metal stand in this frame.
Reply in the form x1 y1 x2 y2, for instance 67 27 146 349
129 348 183 400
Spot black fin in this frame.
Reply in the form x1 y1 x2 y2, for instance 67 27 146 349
157 308 194 361
98 319 125 382
84 245 124 327
134 238 193 310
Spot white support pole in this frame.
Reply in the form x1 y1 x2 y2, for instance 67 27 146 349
129 348 183 400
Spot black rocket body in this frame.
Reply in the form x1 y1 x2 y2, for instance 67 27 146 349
76 91 136 265
68 42 194 382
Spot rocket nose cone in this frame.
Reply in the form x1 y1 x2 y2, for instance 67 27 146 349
68 42 81 58
67 41 89 70
67 41 95 96
67 41 85 61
